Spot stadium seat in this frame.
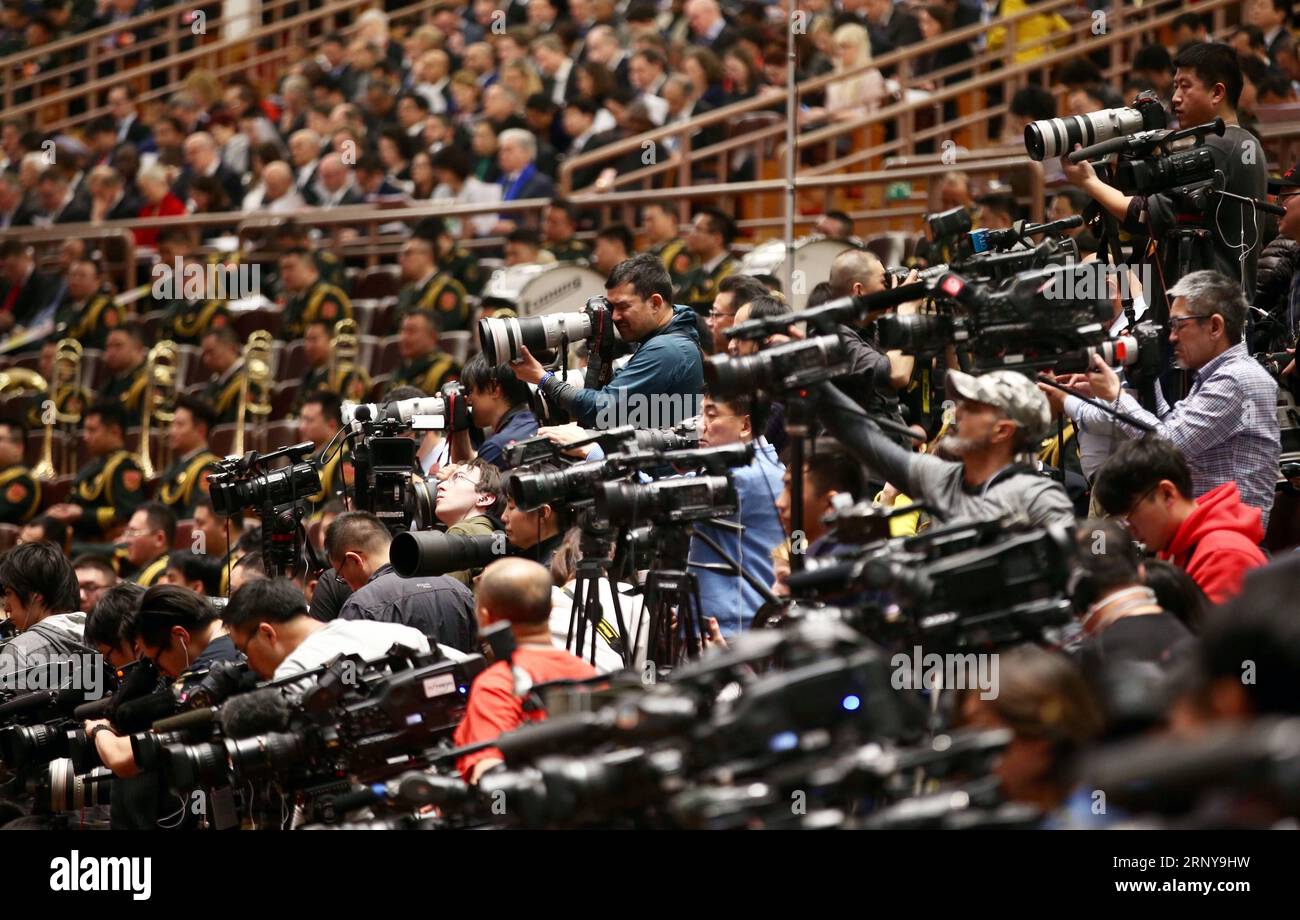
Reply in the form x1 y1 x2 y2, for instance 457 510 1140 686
234 309 282 341
374 336 402 375
41 476 75 508
0 523 19 554
354 266 401 300
279 340 309 381
441 331 472 366
173 518 195 552
271 380 299 418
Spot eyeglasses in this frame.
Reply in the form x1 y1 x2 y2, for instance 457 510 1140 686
707 309 735 319
1121 485 1159 527
120 527 157 538
1168 314 1212 331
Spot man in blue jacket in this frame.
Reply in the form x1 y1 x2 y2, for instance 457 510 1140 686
512 254 705 430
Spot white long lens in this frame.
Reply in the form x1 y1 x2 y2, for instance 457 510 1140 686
478 311 597 364
1024 105 1148 161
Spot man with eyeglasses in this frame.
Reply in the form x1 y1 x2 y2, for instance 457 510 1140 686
1041 270 1281 527
433 459 507 587
705 274 768 357
116 503 176 588
1093 437 1266 604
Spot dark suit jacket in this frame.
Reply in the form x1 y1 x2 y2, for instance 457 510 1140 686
173 164 245 211
104 191 143 222
53 195 92 224
0 270 58 328
869 9 923 59
119 116 152 148
695 24 740 54
504 168 555 201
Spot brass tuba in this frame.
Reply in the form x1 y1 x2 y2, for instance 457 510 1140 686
233 330 274 457
327 318 372 402
139 340 179 480
31 340 83 481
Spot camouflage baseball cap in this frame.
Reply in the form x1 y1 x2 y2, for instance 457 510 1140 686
945 369 1052 441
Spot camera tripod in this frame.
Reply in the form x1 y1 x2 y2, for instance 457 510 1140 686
634 527 710 674
565 513 634 669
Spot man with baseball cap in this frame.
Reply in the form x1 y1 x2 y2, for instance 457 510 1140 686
818 368 1076 527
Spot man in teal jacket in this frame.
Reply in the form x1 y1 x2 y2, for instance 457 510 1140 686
512 254 705 430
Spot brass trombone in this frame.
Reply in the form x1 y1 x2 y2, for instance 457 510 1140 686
139 340 179 480
328 318 372 402
31 339 84 481
233 330 274 457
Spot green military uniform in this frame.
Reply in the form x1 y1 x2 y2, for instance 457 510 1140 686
54 293 125 350
395 272 471 334
441 246 485 298
132 553 171 588
72 448 146 540
306 442 351 513
545 237 592 265
281 280 353 340
294 362 370 412
155 447 220 519
101 362 149 416
389 350 461 396
203 362 245 426
265 251 348 301
24 386 91 434
651 238 694 290
679 253 740 312
161 297 232 345
0 465 41 524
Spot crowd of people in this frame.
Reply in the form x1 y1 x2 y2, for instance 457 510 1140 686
0 2 1296 831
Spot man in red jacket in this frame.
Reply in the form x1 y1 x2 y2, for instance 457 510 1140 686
454 556 598 783
1095 438 1267 604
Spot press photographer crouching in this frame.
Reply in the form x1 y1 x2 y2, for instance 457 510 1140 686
1042 270 1280 527
1092 437 1267 604
222 577 432 680
453 557 598 784
1054 42 1268 298
0 542 93 687
817 369 1075 528
506 254 705 430
688 390 785 636
327 511 478 653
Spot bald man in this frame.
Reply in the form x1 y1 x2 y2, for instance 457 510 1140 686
452 558 599 783
173 131 244 209
252 161 304 213
313 153 364 208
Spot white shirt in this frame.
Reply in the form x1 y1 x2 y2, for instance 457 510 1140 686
431 176 501 237
274 619 432 680
549 580 647 674
549 59 573 107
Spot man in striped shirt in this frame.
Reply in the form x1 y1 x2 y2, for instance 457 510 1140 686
1043 271 1280 528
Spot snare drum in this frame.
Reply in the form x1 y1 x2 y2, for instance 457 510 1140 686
479 262 608 316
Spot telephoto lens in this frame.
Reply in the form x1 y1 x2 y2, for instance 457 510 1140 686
478 311 597 364
390 531 507 578
704 335 846 397
598 475 737 525
1024 92 1166 161
508 459 608 511
927 206 972 241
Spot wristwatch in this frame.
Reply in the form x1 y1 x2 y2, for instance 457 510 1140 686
89 724 115 742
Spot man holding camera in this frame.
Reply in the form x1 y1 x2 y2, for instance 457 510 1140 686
819 369 1075 528
511 254 705 430
500 464 572 569
1060 42 1268 299
433 460 506 587
0 542 93 686
454 352 540 469
1042 270 1280 526
328 511 478 653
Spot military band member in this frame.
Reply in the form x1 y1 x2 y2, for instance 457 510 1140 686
265 220 348 298
295 319 371 412
542 199 592 264
199 327 245 426
155 394 220 520
642 201 693 289
678 207 740 313
52 259 125 350
297 390 352 512
192 495 245 595
414 216 485 298
278 248 353 340
389 311 461 396
100 326 149 415
0 421 40 525
395 236 471 334
44 401 145 541
115 502 176 586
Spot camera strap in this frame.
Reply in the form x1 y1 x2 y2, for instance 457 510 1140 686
970 462 1038 500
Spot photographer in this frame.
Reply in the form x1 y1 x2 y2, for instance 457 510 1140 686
328 511 478 653
452 352 539 469
1059 42 1268 298
298 390 352 511
501 464 573 568
452 557 598 784
772 438 865 593
687 390 785 636
1092 437 1266 605
432 460 506 587
221 577 434 681
83 581 144 668
0 542 92 687
510 254 705 430
129 584 239 685
817 370 1075 528
1043 270 1280 525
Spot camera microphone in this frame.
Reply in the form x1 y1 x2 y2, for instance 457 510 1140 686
343 396 446 426
0 687 87 720
151 707 219 734
220 687 292 738
113 689 182 734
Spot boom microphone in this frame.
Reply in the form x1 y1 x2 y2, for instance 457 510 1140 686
220 687 292 738
114 689 181 734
